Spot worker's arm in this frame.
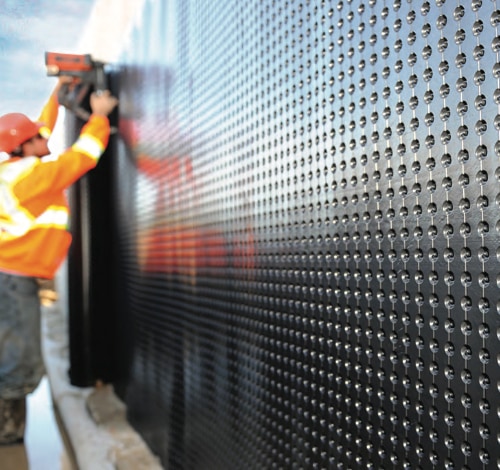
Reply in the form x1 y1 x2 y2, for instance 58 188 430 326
6 115 109 215
36 77 77 138
8 91 118 216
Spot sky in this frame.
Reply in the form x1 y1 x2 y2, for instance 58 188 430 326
0 0 95 117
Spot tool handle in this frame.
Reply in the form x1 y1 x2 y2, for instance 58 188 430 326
57 83 91 121
94 64 107 92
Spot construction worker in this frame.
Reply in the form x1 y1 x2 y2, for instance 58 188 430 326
0 77 118 444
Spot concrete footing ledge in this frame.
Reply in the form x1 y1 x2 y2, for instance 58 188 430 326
41 298 162 470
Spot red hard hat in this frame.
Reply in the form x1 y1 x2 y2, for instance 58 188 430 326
0 113 42 154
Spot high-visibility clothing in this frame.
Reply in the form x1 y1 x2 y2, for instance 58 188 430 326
0 94 110 279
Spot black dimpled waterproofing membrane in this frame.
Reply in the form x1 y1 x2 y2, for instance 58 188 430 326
112 1 500 468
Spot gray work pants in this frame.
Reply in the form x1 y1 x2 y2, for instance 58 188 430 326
0 272 45 399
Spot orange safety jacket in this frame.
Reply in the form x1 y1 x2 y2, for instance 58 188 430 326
0 93 110 279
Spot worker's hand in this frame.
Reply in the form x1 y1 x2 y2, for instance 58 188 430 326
54 75 80 92
52 76 80 104
90 90 119 117
58 75 79 86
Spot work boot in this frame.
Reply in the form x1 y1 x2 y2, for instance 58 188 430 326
0 398 26 445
